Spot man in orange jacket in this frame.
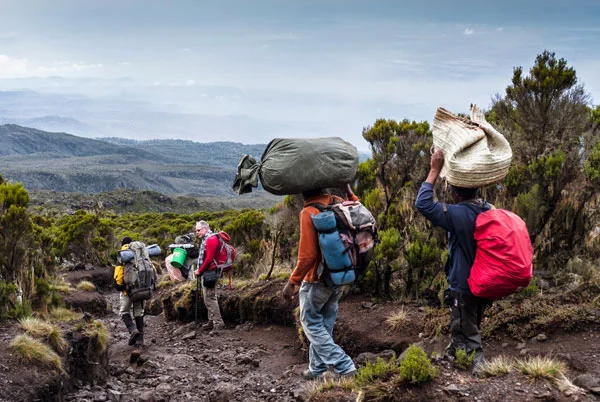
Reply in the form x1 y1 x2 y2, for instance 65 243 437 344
283 184 358 380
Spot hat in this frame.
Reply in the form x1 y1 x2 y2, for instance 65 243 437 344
121 236 133 246
450 184 478 198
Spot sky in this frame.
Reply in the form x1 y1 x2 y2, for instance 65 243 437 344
0 0 599 150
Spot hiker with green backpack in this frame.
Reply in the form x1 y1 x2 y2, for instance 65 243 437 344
282 184 361 380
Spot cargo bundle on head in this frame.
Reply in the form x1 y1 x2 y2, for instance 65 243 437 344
232 137 359 195
432 104 512 188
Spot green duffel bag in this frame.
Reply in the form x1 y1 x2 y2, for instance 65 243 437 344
232 137 358 195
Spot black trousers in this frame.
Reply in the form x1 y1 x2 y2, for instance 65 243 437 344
447 291 490 364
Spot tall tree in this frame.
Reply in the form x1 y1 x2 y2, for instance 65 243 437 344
490 51 593 248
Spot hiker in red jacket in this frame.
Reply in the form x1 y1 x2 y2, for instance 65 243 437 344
194 220 225 333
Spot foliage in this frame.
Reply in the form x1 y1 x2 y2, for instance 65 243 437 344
454 348 475 370
355 355 400 388
399 345 438 384
0 181 32 283
489 50 597 268
9 334 63 372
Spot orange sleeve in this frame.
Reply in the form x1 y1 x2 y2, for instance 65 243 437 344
289 207 320 286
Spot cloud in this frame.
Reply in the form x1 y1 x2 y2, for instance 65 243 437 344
496 27 504 32
182 48 191 52
0 32 17 38
463 28 474 35
36 60 104 75
0 55 29 77
185 79 196 86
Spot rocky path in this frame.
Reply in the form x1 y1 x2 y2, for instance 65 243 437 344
65 291 308 402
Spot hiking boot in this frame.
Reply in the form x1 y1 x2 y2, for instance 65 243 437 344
202 321 214 331
122 314 140 346
134 316 144 348
301 369 324 380
128 329 140 346
337 369 357 378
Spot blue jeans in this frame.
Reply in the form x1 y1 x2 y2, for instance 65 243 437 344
299 281 355 375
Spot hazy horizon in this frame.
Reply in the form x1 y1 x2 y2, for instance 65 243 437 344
1 0 599 151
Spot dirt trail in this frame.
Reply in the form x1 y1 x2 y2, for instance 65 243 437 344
64 291 308 402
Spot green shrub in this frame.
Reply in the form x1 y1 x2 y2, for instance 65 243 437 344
399 345 437 384
454 348 475 370
355 356 400 388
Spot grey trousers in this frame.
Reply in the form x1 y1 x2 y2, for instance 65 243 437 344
202 277 224 327
447 291 490 364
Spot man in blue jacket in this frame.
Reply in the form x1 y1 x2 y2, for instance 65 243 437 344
415 149 491 375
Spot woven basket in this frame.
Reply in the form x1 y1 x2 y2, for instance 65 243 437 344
432 104 512 188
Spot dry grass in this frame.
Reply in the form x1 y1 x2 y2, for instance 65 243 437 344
553 373 586 396
48 276 73 293
76 280 96 292
9 334 63 372
49 307 83 322
515 356 566 380
385 307 409 332
18 317 67 353
86 319 109 352
479 355 513 377
304 376 356 401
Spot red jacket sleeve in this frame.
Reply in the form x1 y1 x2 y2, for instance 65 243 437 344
198 236 220 274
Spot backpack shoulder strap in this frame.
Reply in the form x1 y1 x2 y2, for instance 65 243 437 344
307 202 328 212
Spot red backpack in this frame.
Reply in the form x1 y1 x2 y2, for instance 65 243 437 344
468 209 533 300
210 231 237 289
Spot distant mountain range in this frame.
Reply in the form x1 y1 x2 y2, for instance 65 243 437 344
0 124 267 196
0 124 371 201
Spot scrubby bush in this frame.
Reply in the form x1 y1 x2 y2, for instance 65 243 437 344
355 356 400 388
454 348 475 370
399 345 437 384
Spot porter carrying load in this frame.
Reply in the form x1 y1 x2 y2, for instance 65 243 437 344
432 104 512 188
232 137 359 195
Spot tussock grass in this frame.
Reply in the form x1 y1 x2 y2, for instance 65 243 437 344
18 317 67 353
9 334 63 372
49 307 83 322
86 319 109 352
385 307 408 332
515 356 566 379
479 355 513 377
48 276 73 293
305 377 355 400
76 280 96 292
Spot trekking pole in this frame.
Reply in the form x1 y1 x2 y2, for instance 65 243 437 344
195 274 200 322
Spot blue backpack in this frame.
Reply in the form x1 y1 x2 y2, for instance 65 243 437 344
310 200 377 287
